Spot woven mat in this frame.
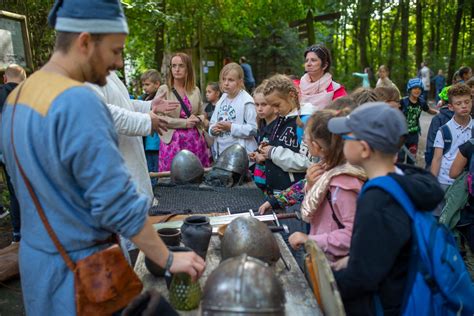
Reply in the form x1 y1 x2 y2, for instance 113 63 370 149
149 183 266 215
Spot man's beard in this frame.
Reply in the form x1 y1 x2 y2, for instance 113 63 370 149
88 54 110 86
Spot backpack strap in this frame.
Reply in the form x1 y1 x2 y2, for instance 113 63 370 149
440 124 452 155
326 190 345 229
361 176 416 220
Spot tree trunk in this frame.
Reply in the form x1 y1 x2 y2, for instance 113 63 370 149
342 8 348 74
428 1 435 55
400 0 409 86
353 12 359 70
469 0 473 57
377 0 384 67
358 0 372 69
435 0 441 54
415 0 423 68
448 0 464 84
388 2 401 72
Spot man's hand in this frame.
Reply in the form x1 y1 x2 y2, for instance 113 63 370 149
149 112 168 135
288 232 309 250
170 251 206 282
151 91 179 114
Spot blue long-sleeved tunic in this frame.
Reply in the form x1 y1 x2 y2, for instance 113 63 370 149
1 71 150 315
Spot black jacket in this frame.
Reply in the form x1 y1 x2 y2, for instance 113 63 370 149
334 165 444 316
0 82 18 111
265 115 305 192
425 106 454 167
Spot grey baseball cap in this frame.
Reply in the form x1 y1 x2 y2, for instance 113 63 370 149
328 102 408 154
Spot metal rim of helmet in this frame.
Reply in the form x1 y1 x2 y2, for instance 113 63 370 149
214 144 249 176
201 254 285 315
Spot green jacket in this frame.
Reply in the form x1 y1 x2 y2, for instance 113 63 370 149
440 172 468 229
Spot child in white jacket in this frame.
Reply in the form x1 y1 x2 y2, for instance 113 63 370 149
209 63 257 158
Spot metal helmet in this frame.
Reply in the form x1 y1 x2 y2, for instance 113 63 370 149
221 216 281 265
170 150 204 184
214 144 249 177
202 254 286 315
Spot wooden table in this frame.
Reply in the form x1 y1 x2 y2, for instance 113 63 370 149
135 234 322 315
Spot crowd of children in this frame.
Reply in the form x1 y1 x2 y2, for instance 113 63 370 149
124 57 474 315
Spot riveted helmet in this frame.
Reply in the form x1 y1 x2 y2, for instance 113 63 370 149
214 144 249 177
170 150 204 184
221 216 280 265
202 254 285 315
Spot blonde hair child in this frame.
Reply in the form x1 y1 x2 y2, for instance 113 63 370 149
208 63 257 158
258 74 316 193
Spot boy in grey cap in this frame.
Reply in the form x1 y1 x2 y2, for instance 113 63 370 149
328 102 444 315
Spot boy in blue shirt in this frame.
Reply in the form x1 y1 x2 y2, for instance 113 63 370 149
141 69 162 184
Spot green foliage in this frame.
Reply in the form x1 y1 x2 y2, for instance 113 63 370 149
2 0 471 93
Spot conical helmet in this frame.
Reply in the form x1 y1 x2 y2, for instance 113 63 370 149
221 216 281 265
214 144 249 176
170 150 204 184
202 254 286 315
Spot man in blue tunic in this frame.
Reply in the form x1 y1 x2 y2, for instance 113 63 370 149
0 1 205 314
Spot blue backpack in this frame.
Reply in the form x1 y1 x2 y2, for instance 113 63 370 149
361 176 474 316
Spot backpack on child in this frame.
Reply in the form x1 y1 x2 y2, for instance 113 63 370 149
466 139 474 196
360 176 474 316
438 124 474 156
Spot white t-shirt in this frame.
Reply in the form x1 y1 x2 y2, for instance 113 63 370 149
433 117 473 185
209 90 258 157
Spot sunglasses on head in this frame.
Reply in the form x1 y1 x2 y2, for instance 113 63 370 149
305 46 327 58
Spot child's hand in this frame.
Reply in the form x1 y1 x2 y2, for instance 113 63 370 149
305 162 326 191
288 232 309 250
260 144 273 159
216 121 232 131
248 152 257 161
258 201 272 215
330 256 349 271
211 125 222 135
255 153 266 164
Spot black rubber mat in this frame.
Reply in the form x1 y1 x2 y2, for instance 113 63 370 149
149 183 266 215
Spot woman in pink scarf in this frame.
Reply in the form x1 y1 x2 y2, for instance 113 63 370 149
300 45 347 110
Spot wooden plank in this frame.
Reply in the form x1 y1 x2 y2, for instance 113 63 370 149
135 235 321 315
313 12 342 22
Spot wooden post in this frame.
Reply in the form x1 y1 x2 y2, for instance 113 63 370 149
306 10 315 45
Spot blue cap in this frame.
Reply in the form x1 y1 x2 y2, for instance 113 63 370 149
328 102 408 154
406 78 424 93
48 0 128 34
